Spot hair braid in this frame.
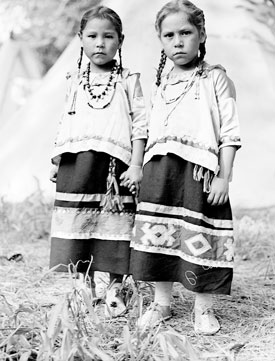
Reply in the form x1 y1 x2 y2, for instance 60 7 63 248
156 49 167 87
198 42 206 63
118 48 123 74
77 46 84 72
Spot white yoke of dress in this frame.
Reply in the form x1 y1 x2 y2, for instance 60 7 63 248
145 63 241 175
52 68 147 165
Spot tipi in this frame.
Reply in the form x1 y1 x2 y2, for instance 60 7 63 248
0 0 274 210
0 36 43 126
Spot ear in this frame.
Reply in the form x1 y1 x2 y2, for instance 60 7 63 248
118 34 125 48
78 31 83 41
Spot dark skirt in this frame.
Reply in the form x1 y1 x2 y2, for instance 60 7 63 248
50 151 135 275
130 154 234 295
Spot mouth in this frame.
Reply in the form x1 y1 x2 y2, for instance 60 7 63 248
173 52 186 56
94 52 106 56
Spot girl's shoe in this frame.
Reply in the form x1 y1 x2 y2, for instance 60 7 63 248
194 308 220 335
137 304 172 330
105 283 126 318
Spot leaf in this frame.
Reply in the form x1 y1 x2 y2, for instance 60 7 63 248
0 325 29 349
18 335 31 348
156 334 170 361
49 318 62 346
159 329 200 361
47 297 66 338
151 355 163 361
39 331 53 353
122 325 135 356
19 351 32 361
81 288 104 332
61 298 75 331
0 294 14 315
60 328 73 361
83 342 113 361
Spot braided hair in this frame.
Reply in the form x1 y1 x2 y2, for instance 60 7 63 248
118 48 123 74
156 49 167 87
78 5 124 73
155 0 206 86
77 46 83 74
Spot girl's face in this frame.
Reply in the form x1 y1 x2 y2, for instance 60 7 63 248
80 17 123 71
159 11 206 71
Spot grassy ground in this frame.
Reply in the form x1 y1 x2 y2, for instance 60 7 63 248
0 190 275 360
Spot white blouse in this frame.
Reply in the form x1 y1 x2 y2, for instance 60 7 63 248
145 63 241 174
52 68 147 165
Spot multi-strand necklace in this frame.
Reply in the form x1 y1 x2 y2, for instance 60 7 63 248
83 62 119 109
161 67 199 125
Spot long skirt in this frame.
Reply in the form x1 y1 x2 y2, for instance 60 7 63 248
130 154 234 295
50 151 136 275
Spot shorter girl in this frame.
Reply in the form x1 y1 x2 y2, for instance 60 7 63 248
50 6 147 317
130 0 241 334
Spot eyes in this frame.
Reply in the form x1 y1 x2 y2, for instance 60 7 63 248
163 30 192 38
87 33 115 39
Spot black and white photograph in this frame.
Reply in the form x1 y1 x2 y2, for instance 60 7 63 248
0 0 275 360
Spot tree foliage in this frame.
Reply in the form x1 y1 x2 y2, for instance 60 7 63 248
237 0 275 38
0 0 101 72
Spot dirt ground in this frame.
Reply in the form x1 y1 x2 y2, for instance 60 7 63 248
0 202 275 360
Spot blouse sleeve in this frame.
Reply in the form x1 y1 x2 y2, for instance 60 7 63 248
213 68 241 150
125 73 148 141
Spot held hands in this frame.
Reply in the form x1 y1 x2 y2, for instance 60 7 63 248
120 165 142 196
50 165 59 183
207 176 229 206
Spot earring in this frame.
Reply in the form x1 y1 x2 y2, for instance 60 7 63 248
68 46 83 115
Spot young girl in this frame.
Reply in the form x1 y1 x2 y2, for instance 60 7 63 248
49 5 147 317
130 0 241 334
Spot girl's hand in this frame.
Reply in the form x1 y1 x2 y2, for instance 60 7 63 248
207 176 229 206
50 165 59 183
120 166 142 196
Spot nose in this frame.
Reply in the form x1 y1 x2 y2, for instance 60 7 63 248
174 34 183 47
96 37 105 48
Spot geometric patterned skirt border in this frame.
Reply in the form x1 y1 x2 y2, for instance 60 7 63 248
130 154 234 294
50 150 136 276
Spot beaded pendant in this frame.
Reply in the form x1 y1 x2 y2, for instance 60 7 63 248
83 62 119 109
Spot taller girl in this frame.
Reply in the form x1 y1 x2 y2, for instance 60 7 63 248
130 0 241 334
50 6 147 317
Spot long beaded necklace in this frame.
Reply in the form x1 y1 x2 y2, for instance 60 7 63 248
83 62 119 109
161 67 198 125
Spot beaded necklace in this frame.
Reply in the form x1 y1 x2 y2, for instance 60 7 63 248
83 62 119 109
161 67 199 125
161 68 197 103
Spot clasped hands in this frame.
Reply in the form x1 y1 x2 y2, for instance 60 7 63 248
120 165 142 196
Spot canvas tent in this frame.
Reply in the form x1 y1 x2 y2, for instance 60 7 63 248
0 38 83 200
0 37 43 126
0 0 274 209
